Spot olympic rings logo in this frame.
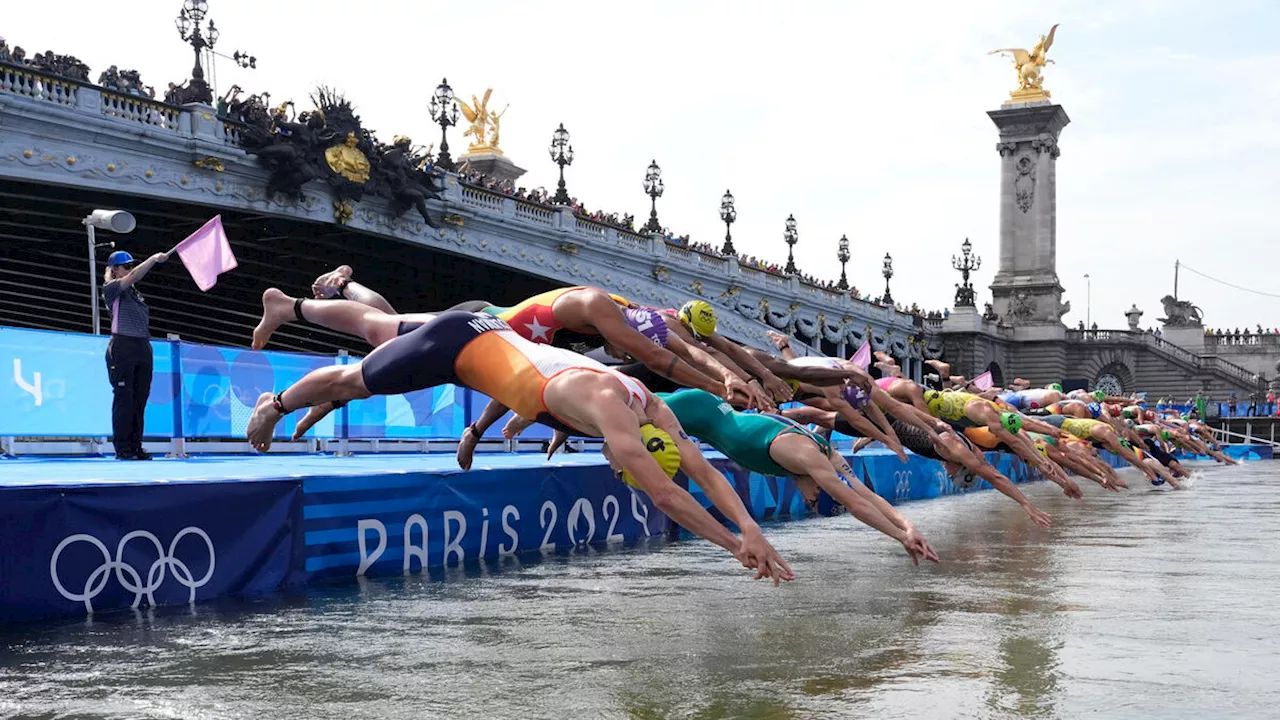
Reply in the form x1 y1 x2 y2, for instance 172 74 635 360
893 470 913 501
50 528 216 614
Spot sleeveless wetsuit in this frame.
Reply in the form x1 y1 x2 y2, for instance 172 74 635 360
659 389 825 477
925 391 994 430
481 286 631 354
363 311 646 434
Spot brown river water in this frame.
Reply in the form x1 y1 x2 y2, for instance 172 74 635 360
3 462 1278 719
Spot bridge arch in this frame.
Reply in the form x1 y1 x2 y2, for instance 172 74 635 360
986 361 1006 388
1094 361 1136 395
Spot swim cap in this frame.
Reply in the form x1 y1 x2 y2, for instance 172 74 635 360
1161 429 1173 441
842 382 871 409
1124 419 1137 428
678 300 717 338
999 412 1023 433
1120 438 1132 449
622 307 669 347
619 424 682 490
1049 383 1063 392
1093 390 1106 402
955 471 978 490
785 378 801 392
1086 402 1101 418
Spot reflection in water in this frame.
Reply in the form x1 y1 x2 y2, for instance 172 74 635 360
4 463 1280 719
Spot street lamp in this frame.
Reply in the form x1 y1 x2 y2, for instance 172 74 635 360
641 160 664 234
548 123 574 205
783 214 798 274
719 190 737 255
429 78 460 172
174 0 217 104
951 237 981 307
1084 273 1091 329
231 50 256 69
84 209 137 335
836 234 852 290
882 252 894 304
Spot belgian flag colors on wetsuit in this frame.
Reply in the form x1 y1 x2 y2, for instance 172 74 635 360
658 389 828 478
481 286 632 353
362 311 647 433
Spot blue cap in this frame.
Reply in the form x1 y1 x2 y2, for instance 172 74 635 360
106 250 136 267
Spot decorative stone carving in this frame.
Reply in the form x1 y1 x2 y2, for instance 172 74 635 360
1056 299 1072 319
1159 295 1204 326
1030 133 1060 159
1014 154 1037 213
1125 304 1143 330
1007 291 1036 320
996 141 1018 156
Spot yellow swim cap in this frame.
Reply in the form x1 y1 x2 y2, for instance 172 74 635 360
620 424 682 489
678 300 717 338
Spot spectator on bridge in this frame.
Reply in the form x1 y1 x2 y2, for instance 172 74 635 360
1268 390 1276 415
1227 392 1237 417
102 249 169 460
1247 391 1258 416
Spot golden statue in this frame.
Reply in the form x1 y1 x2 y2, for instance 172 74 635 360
325 132 371 183
457 88 508 155
989 24 1059 102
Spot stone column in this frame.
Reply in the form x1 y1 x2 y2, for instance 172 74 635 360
988 101 1071 327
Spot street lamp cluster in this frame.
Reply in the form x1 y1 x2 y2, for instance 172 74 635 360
412 95 905 299
173 1 254 105
951 238 981 307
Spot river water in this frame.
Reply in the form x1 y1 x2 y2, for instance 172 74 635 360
3 462 1279 719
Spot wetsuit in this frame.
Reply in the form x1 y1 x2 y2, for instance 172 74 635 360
925 391 996 430
362 311 647 434
998 389 1056 410
482 286 632 354
1134 424 1177 467
659 389 828 477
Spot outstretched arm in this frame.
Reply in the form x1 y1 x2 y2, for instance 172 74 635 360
706 333 793 402
825 452 939 563
650 399 793 584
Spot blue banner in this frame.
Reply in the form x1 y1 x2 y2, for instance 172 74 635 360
300 461 666 578
0 327 175 438
0 479 300 623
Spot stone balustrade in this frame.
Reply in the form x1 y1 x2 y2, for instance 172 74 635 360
1066 329 1259 384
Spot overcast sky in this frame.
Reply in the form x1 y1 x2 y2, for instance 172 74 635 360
7 0 1277 329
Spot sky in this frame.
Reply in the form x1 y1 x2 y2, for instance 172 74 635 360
6 0 1278 329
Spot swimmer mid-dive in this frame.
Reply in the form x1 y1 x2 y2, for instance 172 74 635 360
245 310 793 583
544 389 940 564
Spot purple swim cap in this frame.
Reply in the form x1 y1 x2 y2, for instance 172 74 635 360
623 308 669 347
842 382 871 409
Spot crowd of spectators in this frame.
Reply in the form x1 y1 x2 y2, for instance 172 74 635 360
96 65 155 99
1205 326 1280 344
0 37 91 82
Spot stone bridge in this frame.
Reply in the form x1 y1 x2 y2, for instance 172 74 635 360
0 61 940 372
941 308 1263 396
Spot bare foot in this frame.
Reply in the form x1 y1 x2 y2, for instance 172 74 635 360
252 288 297 351
502 415 534 439
247 392 283 452
456 425 479 471
292 402 335 441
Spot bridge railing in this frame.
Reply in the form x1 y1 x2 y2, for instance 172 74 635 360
1207 333 1280 348
1067 328 1262 385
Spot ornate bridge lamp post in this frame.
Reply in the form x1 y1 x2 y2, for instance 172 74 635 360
174 0 218 104
951 237 981 307
641 160 664 234
719 190 737 255
783 214 798 274
548 123 574 205
882 252 895 304
429 78 460 172
837 234 851 290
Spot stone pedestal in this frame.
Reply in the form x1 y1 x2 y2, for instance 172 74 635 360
457 152 526 185
988 100 1071 326
1160 324 1206 352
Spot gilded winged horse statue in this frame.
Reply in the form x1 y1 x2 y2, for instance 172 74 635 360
989 24 1059 99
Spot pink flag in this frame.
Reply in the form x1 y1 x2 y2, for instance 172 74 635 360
174 215 237 291
849 341 871 370
972 371 994 391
